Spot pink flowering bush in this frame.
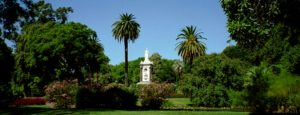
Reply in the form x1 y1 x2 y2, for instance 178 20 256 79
44 80 78 108
138 83 174 109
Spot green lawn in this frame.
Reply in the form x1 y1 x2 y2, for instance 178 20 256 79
166 98 191 106
0 98 250 115
1 105 249 115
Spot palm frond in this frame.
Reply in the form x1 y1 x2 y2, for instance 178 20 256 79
176 25 206 65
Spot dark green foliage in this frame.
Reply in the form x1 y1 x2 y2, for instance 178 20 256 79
24 0 73 24
179 53 249 107
219 0 300 113
75 82 102 108
266 70 300 113
221 0 300 49
222 46 245 60
243 64 272 112
227 90 248 108
0 39 14 107
150 53 176 83
241 65 300 113
102 84 138 108
221 0 300 65
192 54 248 90
0 0 73 41
0 0 26 40
111 57 143 84
193 84 229 107
222 45 254 64
281 46 300 75
13 22 109 97
179 74 229 107
76 83 137 109
138 83 174 109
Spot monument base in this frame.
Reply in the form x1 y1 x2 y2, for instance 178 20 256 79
137 81 152 85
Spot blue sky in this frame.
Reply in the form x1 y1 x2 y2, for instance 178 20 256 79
46 0 229 65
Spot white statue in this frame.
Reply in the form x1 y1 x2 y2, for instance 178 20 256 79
138 49 153 84
144 49 149 62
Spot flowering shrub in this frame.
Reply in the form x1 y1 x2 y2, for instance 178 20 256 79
14 97 46 105
44 80 78 108
138 83 174 109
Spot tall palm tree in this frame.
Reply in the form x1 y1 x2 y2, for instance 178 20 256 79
176 25 206 69
112 13 140 86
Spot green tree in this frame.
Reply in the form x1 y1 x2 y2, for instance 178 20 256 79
149 53 176 83
179 54 249 107
111 57 143 85
0 39 14 107
221 0 300 65
25 0 73 24
0 0 26 40
0 0 73 41
172 60 184 82
243 64 272 112
112 13 140 86
176 25 206 70
13 22 109 97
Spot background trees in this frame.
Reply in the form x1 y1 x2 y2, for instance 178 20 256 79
112 13 140 86
0 39 14 106
179 53 249 107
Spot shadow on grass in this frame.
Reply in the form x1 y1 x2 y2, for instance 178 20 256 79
0 106 119 115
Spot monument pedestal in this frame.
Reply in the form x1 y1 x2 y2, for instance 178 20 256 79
137 49 153 85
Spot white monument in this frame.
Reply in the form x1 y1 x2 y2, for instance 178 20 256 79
137 49 153 84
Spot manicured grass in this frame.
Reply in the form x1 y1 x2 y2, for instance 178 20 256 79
166 98 191 106
0 98 250 115
0 105 250 115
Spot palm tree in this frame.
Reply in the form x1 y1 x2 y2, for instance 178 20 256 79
112 13 140 86
176 25 206 69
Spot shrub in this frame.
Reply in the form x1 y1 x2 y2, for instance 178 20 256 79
266 70 300 113
44 80 78 108
281 46 300 75
76 81 102 108
138 83 174 109
76 83 137 109
243 64 272 112
227 90 248 108
102 83 137 108
179 74 230 107
191 84 230 107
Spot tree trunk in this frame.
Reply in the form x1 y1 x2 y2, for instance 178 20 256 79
124 38 129 86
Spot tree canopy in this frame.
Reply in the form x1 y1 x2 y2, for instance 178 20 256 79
221 0 300 65
0 0 73 41
13 22 109 96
